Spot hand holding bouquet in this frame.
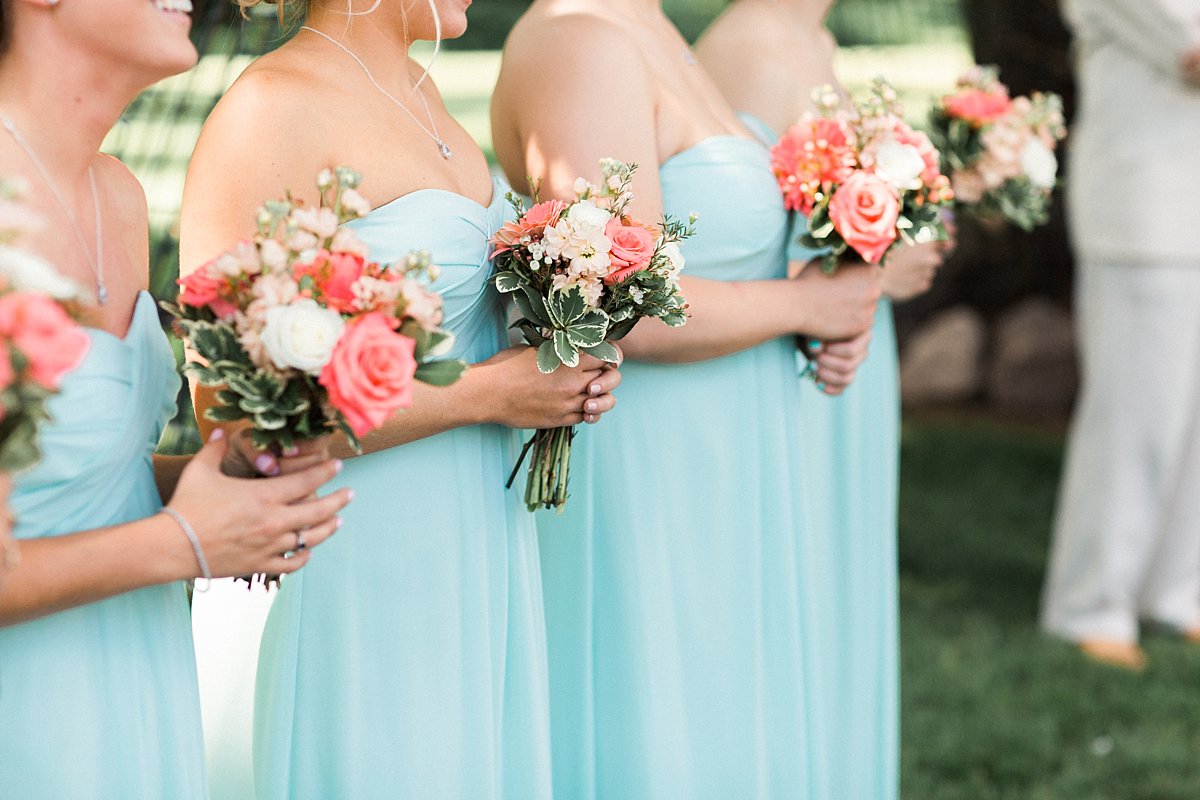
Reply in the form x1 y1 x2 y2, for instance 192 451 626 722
930 66 1067 231
771 80 954 272
0 178 91 473
165 166 468 454
491 159 692 512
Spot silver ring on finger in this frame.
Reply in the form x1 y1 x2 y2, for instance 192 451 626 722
294 528 308 552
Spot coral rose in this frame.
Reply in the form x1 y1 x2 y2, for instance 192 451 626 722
0 293 90 389
295 249 367 312
319 312 417 437
178 267 237 319
944 87 1012 127
827 171 901 264
603 219 656 285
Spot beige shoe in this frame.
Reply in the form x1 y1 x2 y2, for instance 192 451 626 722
1079 639 1147 672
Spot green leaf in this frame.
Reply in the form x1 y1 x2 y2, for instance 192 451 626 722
566 321 607 349
552 329 580 368
536 339 561 374
206 404 248 423
513 289 550 329
414 358 469 387
584 341 621 364
548 286 586 328
494 272 524 294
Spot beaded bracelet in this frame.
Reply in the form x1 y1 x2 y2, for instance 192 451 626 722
161 507 212 592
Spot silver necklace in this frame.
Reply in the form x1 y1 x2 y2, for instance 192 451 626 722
0 113 107 305
301 26 452 160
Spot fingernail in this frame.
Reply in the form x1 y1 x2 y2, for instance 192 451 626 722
335 517 344 529
209 428 225 442
333 460 344 474
255 454 275 474
589 383 602 396
585 400 598 413
585 414 598 424
283 445 300 457
346 489 355 502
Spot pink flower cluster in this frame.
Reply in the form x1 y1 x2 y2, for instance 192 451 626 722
772 84 954 264
937 67 1067 205
0 288 90 415
177 169 451 438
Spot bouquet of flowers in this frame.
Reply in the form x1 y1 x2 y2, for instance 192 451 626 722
929 66 1067 231
491 158 692 513
165 166 468 454
771 79 954 272
0 178 91 473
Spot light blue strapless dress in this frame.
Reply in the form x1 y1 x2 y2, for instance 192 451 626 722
252 180 553 800
744 113 903 800
0 291 207 799
536 137 820 799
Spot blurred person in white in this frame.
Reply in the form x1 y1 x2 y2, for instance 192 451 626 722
1043 0 1200 670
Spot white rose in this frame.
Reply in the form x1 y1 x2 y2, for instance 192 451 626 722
1020 138 1058 190
871 139 926 191
0 246 86 300
259 298 345 375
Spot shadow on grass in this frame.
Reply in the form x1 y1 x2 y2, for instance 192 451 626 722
898 415 1200 800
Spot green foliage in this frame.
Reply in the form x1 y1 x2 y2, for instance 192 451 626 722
0 376 54 474
899 418 1200 799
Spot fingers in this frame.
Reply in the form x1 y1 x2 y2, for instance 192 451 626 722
271 515 344 559
586 368 622 397
576 353 612 371
259 459 345 505
193 428 230 469
277 487 354 533
277 452 327 476
582 393 617 419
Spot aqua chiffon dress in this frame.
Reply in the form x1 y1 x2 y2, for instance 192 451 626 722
252 180 553 800
0 291 208 799
536 136 821 799
745 110 903 800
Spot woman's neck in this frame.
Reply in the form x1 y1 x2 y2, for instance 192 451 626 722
0 38 140 183
302 6 418 91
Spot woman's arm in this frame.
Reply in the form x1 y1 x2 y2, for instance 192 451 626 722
493 13 879 365
1 431 351 627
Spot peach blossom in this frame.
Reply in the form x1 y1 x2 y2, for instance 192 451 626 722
944 87 1013 127
0 293 90 389
772 117 857 214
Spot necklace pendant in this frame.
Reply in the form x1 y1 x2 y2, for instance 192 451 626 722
438 141 453 160
97 281 108 306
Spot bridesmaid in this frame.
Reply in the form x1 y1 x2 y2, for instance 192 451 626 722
698 2 948 798
492 1 881 797
0 1 350 797
180 1 621 797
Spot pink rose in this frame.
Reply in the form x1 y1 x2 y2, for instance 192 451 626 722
944 87 1012 127
890 120 944 186
603 219 657 285
318 312 417 437
178 267 236 319
295 249 367 312
0 293 90 389
827 171 901 264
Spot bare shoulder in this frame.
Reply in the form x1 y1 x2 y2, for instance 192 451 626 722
92 153 147 232
502 3 645 77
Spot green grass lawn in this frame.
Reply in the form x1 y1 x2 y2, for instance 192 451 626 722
898 417 1200 799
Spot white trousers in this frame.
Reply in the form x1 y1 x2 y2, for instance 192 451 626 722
1042 258 1200 643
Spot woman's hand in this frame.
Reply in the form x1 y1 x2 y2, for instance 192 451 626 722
792 261 882 341
879 241 946 302
812 329 873 396
469 345 623 429
166 431 352 580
